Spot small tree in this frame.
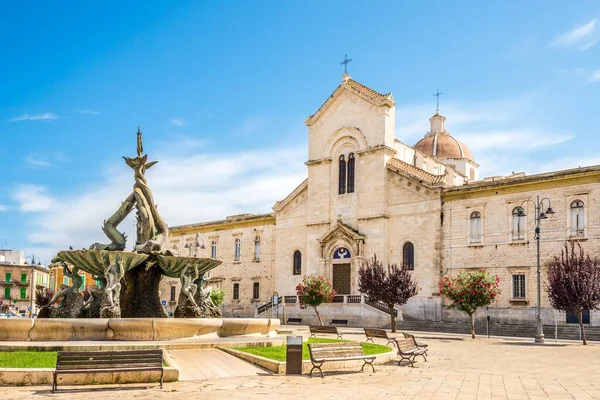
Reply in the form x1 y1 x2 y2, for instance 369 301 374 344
439 270 501 338
34 288 55 318
358 255 418 332
296 276 336 326
546 242 600 345
210 288 225 307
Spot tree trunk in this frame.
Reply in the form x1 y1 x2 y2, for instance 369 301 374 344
389 305 397 333
120 261 166 318
313 305 324 326
469 313 476 339
577 309 587 345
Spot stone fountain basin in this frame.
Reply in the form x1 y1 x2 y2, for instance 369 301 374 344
57 250 222 277
0 318 280 341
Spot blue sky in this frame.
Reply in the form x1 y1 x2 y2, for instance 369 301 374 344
1 1 599 263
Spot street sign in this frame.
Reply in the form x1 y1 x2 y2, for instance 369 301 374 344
27 306 31 311
161 300 167 306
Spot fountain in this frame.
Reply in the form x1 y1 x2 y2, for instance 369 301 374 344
51 127 222 319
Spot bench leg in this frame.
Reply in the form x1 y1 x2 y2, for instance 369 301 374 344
160 369 164 389
387 338 395 347
365 337 374 343
360 359 375 373
309 333 316 339
52 372 56 393
337 334 343 340
309 362 324 378
420 352 427 362
398 353 415 367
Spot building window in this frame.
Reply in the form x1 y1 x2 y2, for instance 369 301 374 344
5 273 11 283
512 274 526 299
20 288 27 300
403 242 414 270
470 211 482 243
293 251 302 275
347 153 355 193
21 273 27 284
512 207 526 240
211 241 217 258
570 200 585 236
4 287 10 299
234 238 241 261
233 283 240 300
338 155 346 195
253 282 260 300
254 236 260 261
63 276 69 286
170 286 176 301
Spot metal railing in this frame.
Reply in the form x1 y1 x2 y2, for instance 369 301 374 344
256 296 282 314
365 297 398 317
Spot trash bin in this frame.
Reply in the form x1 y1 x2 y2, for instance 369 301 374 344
286 335 303 375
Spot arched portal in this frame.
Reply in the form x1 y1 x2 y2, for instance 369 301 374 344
331 247 352 295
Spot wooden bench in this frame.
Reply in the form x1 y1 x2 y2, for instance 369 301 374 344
307 342 375 378
309 325 343 339
403 332 428 355
286 317 302 325
52 349 164 392
363 328 399 347
330 319 348 326
393 338 427 367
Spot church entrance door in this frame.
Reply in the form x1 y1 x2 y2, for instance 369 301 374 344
332 264 351 295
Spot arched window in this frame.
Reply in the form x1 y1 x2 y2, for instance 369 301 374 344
403 242 414 270
254 236 260 261
570 200 585 236
338 155 346 195
347 153 355 193
512 207 525 240
470 211 482 243
234 238 241 261
211 241 217 258
293 250 302 275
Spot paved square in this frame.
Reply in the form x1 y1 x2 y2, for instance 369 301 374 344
2 332 600 399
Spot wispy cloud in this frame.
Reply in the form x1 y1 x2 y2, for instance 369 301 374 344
19 138 307 262
25 152 68 168
551 19 599 51
80 110 100 115
11 113 58 122
589 69 600 83
170 118 186 127
0 204 7 212
12 184 58 212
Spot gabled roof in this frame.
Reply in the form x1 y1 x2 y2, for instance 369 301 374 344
272 178 308 212
305 76 394 126
387 158 447 186
318 219 365 245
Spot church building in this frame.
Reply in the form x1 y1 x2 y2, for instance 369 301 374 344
161 73 600 328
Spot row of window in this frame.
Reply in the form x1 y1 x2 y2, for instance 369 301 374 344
3 287 28 300
469 200 586 243
339 153 356 194
232 282 260 301
3 273 28 283
185 236 263 261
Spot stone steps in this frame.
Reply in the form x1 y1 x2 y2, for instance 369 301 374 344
397 320 600 341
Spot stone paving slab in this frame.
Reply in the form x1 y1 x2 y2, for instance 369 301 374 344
169 349 270 380
2 333 600 399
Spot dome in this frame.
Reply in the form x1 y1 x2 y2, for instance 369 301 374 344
413 112 475 162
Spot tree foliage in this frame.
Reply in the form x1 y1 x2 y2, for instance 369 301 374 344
546 242 600 345
358 255 418 332
34 288 55 308
210 288 225 307
439 270 501 338
296 276 336 326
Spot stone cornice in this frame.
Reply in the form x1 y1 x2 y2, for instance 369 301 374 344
305 158 333 166
306 221 331 227
170 214 275 235
356 145 396 157
272 179 308 212
358 214 389 221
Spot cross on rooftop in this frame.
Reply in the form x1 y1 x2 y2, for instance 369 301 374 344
433 89 443 113
340 54 352 74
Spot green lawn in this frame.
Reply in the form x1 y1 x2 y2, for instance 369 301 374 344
0 351 58 368
236 338 391 362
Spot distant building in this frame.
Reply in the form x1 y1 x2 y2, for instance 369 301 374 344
48 263 98 295
0 249 50 316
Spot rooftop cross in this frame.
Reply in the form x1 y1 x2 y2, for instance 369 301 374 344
136 126 143 157
340 54 352 75
433 89 443 113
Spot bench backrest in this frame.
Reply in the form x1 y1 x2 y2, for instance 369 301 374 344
364 328 388 338
56 349 163 371
308 342 364 360
394 338 417 353
309 325 338 334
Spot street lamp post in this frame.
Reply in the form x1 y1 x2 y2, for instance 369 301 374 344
25 254 42 318
518 195 554 344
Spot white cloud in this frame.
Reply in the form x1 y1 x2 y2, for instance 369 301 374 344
589 69 600 83
80 110 100 115
0 204 7 212
551 20 599 51
25 152 68 168
10 113 58 122
20 140 307 262
12 185 59 212
459 130 572 152
170 118 185 127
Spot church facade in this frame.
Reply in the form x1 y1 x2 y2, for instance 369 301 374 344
161 74 600 327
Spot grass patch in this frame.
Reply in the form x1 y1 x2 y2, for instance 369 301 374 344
236 338 391 362
0 351 57 368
